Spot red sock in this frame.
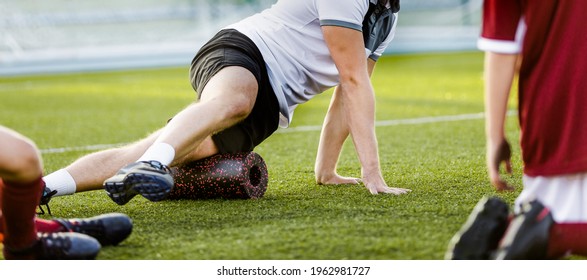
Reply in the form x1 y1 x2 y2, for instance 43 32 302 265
547 223 587 258
34 218 66 233
1 177 43 251
1 218 64 244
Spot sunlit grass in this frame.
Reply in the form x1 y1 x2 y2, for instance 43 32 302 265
0 51 526 260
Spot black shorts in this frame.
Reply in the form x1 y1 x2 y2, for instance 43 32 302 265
189 29 280 153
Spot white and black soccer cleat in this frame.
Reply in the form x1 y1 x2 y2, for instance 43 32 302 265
104 160 174 205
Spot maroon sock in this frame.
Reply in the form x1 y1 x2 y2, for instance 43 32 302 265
547 223 587 258
1 177 43 253
34 218 66 233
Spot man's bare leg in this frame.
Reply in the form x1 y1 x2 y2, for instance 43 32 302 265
152 66 258 164
44 66 258 200
102 66 258 204
66 131 161 193
43 130 159 195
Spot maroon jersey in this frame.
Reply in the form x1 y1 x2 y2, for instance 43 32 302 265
478 0 587 176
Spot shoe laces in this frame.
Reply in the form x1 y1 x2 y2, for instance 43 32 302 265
38 186 58 215
143 160 172 173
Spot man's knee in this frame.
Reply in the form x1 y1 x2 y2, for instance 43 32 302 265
0 137 42 182
200 66 258 122
224 94 255 121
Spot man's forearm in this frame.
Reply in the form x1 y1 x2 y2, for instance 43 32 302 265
315 86 349 179
339 80 381 175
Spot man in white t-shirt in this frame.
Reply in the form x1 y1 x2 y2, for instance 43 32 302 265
43 0 410 205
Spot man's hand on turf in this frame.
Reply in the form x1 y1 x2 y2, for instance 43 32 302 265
487 138 514 192
316 172 410 195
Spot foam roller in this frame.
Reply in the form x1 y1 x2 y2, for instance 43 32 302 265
168 152 268 200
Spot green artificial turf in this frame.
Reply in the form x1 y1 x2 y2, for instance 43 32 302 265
0 51 527 260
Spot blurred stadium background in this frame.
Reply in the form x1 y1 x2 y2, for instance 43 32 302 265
0 0 482 76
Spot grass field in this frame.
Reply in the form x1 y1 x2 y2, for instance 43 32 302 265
0 51 526 260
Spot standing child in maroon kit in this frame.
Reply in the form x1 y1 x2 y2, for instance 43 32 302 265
446 0 587 259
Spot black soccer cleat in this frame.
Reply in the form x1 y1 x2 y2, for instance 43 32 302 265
38 185 58 215
37 232 101 260
492 200 554 260
445 196 510 260
104 160 174 205
4 232 101 260
54 213 133 246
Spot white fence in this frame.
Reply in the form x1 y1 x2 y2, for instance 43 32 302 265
0 0 482 76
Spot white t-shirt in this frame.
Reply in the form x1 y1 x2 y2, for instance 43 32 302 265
225 0 398 127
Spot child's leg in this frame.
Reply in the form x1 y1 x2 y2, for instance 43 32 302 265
548 223 587 258
518 173 587 258
1 177 43 258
